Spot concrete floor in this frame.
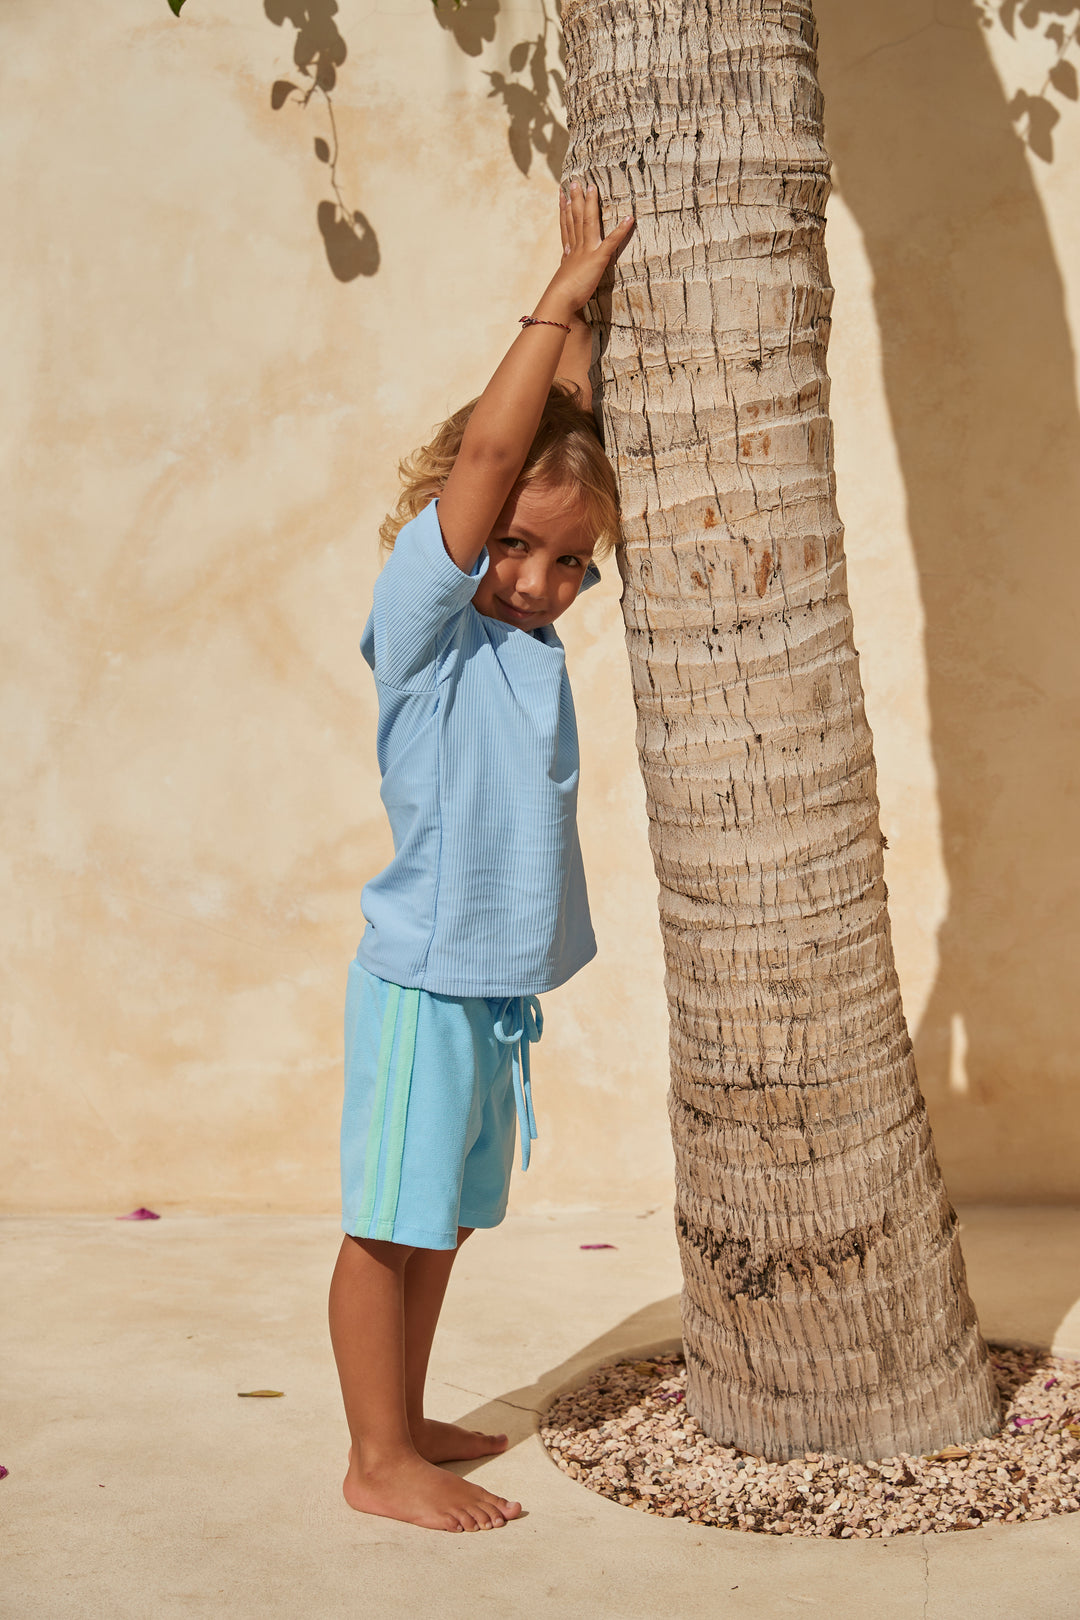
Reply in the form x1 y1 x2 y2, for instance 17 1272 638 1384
3 1206 1079 1620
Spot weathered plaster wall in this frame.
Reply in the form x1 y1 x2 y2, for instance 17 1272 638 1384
3 0 1077 1210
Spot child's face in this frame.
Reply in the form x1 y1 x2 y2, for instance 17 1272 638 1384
471 482 596 632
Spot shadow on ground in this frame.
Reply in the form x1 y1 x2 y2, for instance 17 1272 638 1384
450 1292 682 1460
446 1203 1080 1477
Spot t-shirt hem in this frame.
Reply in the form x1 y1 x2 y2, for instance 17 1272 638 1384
354 938 597 1000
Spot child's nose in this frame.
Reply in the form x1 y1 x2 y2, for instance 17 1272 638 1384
517 561 548 599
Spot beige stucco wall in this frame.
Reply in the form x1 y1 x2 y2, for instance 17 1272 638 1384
3 0 1078 1212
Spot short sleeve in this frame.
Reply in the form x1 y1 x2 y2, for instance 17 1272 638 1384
361 500 488 688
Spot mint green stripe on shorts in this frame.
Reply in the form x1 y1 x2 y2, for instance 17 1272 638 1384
352 980 419 1234
340 960 523 1251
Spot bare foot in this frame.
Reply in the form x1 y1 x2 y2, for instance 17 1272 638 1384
412 1418 509 1464
344 1446 521 1532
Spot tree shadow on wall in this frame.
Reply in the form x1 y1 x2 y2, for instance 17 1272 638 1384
265 0 379 281
815 0 1080 1198
432 0 568 180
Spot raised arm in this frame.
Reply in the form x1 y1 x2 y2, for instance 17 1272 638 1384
436 182 634 574
556 312 596 412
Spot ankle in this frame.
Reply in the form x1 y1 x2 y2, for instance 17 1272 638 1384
350 1439 420 1476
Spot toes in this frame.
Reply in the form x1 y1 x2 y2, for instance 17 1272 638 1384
474 1432 508 1455
441 1490 518 1532
481 1492 519 1524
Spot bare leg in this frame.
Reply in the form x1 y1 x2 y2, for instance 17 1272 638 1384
328 1234 521 1531
403 1227 509 1464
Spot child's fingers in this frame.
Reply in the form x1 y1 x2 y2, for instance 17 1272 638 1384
582 183 605 252
555 178 633 303
562 181 578 253
602 213 636 262
568 177 586 245
564 179 632 253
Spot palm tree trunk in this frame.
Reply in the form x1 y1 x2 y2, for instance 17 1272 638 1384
562 0 1000 1461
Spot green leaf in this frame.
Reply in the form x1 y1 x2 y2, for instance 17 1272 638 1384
168 0 186 15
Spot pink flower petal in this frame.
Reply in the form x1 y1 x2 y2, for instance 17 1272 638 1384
117 1207 161 1221
1045 1378 1059 1390
0 1466 8 1480
580 1242 616 1250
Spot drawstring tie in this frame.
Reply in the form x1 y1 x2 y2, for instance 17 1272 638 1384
493 996 543 1171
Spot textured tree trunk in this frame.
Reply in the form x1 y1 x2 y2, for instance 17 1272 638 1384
562 0 1001 1461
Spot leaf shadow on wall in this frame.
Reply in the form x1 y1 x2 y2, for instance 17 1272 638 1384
265 0 380 282
977 0 1080 162
432 0 569 180
815 1 1080 1198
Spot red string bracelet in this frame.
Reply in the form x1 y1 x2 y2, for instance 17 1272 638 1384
519 315 571 333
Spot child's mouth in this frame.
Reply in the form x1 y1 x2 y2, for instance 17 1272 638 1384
498 597 536 622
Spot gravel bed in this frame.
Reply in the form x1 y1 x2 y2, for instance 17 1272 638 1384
540 1345 1080 1537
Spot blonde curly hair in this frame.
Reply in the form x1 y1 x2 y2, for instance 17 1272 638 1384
379 381 621 557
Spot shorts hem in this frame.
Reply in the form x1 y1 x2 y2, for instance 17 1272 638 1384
341 1207 508 1249
342 1217 458 1251
457 1204 508 1231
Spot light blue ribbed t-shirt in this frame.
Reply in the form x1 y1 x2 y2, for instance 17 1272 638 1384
356 498 599 998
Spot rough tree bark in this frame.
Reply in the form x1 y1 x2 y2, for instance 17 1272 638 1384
562 0 1001 1461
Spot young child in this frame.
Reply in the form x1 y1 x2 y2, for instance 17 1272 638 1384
328 181 635 1533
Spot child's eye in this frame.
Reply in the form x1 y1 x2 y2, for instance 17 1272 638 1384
560 556 584 570
500 537 527 552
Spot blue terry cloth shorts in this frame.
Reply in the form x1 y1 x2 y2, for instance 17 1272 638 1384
340 960 543 1251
